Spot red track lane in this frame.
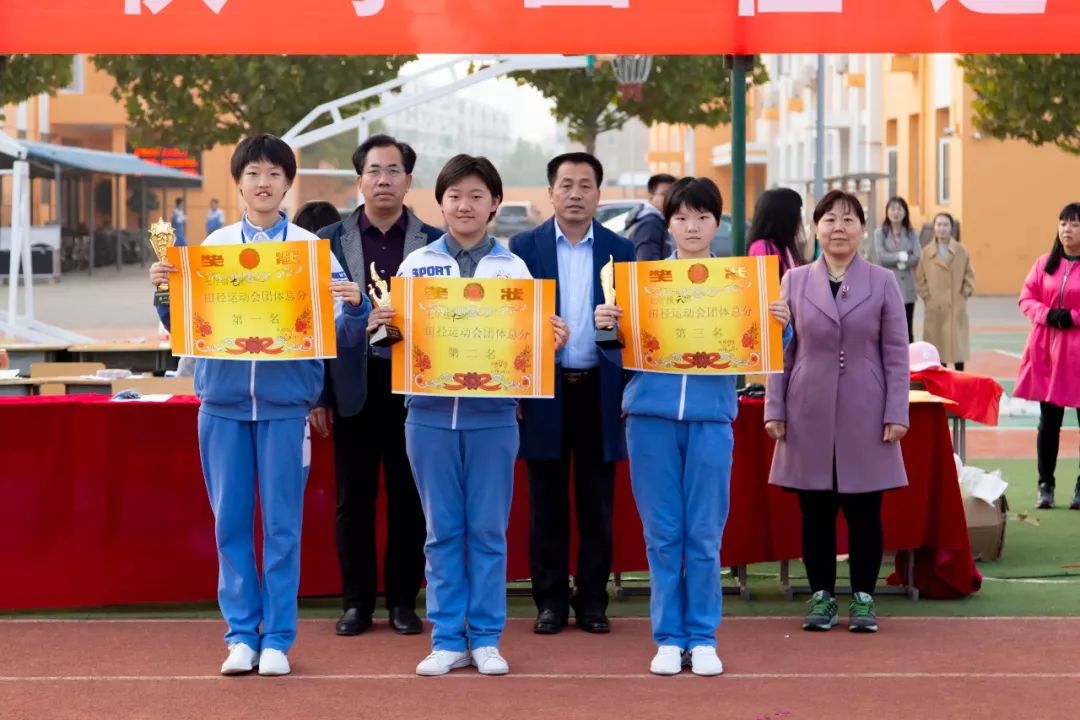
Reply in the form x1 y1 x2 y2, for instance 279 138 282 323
1 617 1077 719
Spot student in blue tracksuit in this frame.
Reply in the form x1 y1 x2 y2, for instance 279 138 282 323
367 155 568 677
594 177 792 677
150 134 370 677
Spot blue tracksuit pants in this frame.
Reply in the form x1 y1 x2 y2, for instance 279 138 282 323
198 412 310 653
626 415 733 650
405 424 517 652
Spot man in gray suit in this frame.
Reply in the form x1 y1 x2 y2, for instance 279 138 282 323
312 135 442 637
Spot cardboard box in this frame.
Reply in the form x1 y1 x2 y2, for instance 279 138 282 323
963 494 1008 561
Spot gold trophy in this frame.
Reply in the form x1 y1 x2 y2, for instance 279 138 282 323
368 261 402 347
148 217 177 307
595 255 625 349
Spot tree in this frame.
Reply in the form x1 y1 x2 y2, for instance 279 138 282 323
512 56 767 155
501 138 551 186
959 54 1080 155
0 55 73 118
92 56 414 153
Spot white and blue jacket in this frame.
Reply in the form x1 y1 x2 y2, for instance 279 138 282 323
157 218 370 422
622 254 794 423
397 236 532 431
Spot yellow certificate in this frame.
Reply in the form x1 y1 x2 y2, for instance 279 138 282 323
166 240 337 360
391 277 556 398
615 256 783 375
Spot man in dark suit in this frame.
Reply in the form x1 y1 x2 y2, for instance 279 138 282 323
311 134 442 637
510 153 634 635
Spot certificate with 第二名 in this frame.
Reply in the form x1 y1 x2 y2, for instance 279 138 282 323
166 240 337 360
390 277 556 398
614 255 783 375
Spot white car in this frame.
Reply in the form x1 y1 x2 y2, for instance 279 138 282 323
595 199 646 231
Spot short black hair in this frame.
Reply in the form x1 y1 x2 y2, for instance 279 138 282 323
663 177 723 224
546 152 604 187
813 189 865 226
292 201 342 234
351 134 417 175
648 173 677 195
230 134 297 183
435 154 503 222
174 197 183 207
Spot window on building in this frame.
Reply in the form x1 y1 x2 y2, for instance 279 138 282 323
937 138 951 205
59 55 85 94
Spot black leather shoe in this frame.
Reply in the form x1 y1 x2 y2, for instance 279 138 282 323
576 614 611 634
389 607 423 635
335 608 373 636
533 608 568 635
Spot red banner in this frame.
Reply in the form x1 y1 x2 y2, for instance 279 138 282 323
1 0 1077 54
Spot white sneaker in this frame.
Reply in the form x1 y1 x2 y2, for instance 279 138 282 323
649 645 687 676
258 648 291 676
471 646 510 676
690 646 724 676
220 643 258 675
416 650 471 677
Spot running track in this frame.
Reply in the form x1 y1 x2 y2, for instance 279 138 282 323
1 617 1075 719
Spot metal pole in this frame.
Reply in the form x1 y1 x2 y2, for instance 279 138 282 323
54 163 62 225
88 176 95 277
115 176 122 271
140 182 148 266
814 54 826 204
19 163 33 318
7 166 23 323
357 121 370 208
731 55 750 257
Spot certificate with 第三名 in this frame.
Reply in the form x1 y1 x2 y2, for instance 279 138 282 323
390 277 556 398
166 240 337 360
614 255 783 375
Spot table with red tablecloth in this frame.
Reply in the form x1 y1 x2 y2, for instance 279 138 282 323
0 395 978 609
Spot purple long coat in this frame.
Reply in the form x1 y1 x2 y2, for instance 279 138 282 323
765 254 910 493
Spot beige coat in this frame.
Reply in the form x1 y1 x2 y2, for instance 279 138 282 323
915 238 974 364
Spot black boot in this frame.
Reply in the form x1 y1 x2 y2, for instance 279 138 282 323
1070 479 1080 511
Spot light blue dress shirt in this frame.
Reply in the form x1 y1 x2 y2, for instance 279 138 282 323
555 219 598 369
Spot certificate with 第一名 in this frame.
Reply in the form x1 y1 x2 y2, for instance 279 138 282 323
167 240 337 360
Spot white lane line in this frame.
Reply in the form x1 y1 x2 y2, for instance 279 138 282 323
0 672 1077 682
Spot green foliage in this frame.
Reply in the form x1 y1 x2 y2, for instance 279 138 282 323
92 55 414 153
501 138 552 186
512 56 767 154
0 55 73 116
959 54 1080 155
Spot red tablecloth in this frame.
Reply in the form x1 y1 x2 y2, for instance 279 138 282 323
0 396 978 609
912 368 1003 426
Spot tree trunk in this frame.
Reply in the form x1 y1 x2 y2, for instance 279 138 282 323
579 113 599 156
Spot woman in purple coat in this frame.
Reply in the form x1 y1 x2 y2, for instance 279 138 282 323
764 190 910 634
